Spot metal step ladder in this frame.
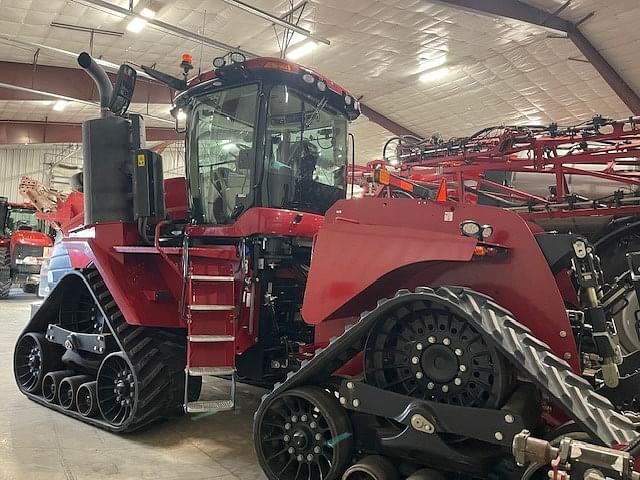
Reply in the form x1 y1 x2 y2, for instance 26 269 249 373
182 243 238 413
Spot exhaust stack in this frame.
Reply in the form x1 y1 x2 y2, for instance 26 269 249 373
77 52 137 225
77 52 113 117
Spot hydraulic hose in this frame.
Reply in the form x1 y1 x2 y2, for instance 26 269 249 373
77 52 113 116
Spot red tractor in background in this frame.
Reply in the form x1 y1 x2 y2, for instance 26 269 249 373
0 197 53 298
12 51 640 480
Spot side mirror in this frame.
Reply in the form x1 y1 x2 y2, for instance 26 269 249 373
170 106 187 133
109 64 137 116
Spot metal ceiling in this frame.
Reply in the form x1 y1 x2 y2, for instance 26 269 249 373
0 0 638 161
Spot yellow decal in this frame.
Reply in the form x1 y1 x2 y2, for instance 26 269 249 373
137 154 145 167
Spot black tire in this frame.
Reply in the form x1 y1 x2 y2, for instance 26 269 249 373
0 246 9 268
255 386 354 480
14 332 63 394
597 225 640 352
0 260 11 299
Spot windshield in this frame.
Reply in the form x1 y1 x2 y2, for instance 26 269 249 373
264 85 348 215
191 83 259 224
6 208 38 233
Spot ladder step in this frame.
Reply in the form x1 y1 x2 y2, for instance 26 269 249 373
188 367 235 376
190 275 234 282
189 305 234 311
188 335 235 343
186 400 234 413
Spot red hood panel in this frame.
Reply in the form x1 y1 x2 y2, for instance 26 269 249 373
11 230 53 247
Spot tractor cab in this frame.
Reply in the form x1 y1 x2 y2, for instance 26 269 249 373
173 57 360 225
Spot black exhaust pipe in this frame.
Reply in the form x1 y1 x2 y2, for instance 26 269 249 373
77 52 113 116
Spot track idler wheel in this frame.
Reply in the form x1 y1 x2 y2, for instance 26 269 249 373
14 332 63 394
42 370 74 404
97 352 136 427
342 456 398 480
76 381 99 417
255 386 353 480
59 375 93 411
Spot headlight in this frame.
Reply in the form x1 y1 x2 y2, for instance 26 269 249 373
481 225 494 239
460 220 481 237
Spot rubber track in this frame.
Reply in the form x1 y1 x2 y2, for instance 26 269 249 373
254 286 638 447
19 267 186 432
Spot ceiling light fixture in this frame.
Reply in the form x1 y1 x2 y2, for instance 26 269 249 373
286 41 318 61
140 7 156 18
53 100 69 111
419 56 447 72
419 66 451 83
126 16 148 33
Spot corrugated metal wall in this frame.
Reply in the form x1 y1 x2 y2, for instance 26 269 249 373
0 144 83 202
0 143 185 203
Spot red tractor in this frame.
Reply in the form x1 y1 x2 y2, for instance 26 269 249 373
0 198 53 298
13 52 640 480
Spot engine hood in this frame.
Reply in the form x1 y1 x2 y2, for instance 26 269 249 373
11 230 53 247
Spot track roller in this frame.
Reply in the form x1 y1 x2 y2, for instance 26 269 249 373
255 386 353 480
14 332 62 394
77 381 99 418
342 456 399 480
59 375 93 411
406 469 446 480
42 370 74 404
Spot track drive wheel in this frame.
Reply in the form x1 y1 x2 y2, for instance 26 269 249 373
97 352 136 427
364 300 513 408
255 386 353 480
14 332 62 394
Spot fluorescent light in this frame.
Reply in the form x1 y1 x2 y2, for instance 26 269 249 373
419 66 450 83
419 56 447 72
127 17 148 33
140 7 156 18
53 100 68 111
286 41 318 61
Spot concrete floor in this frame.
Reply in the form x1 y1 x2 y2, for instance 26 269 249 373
0 290 267 480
